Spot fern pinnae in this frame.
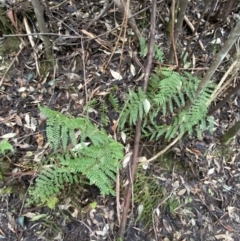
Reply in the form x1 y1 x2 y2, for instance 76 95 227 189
109 92 119 111
61 125 68 151
29 106 124 204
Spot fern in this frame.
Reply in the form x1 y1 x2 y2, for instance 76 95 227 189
109 92 120 111
140 37 148 57
154 45 164 62
98 100 109 126
140 37 164 62
134 171 164 228
150 69 185 115
0 140 14 155
120 67 215 141
29 106 123 204
119 87 149 129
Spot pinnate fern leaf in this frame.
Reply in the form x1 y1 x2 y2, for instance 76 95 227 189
29 106 124 204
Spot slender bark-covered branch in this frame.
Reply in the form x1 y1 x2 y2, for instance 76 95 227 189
117 0 157 239
208 81 240 116
221 121 240 145
31 0 53 64
168 0 188 64
195 20 240 98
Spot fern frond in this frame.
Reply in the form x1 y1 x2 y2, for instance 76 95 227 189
119 87 147 129
154 45 164 62
149 69 184 113
98 100 109 126
59 141 122 196
109 92 119 111
140 37 148 57
30 106 124 204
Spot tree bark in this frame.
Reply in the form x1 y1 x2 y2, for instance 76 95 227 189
31 0 53 64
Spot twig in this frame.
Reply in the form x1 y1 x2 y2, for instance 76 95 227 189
210 54 240 102
208 80 240 116
183 15 205 51
3 33 82 37
144 136 180 164
86 0 114 29
152 188 176 240
104 0 127 69
167 0 176 64
77 221 98 239
31 0 53 63
119 0 130 68
23 16 40 76
168 0 188 65
19 174 36 216
80 37 88 104
131 0 164 19
0 46 24 87
185 19 240 110
113 0 141 41
118 0 157 238
195 20 240 99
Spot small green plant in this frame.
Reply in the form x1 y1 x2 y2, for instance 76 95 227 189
109 92 120 111
165 196 181 215
28 106 124 205
0 140 14 155
98 100 110 126
134 171 165 228
140 37 164 62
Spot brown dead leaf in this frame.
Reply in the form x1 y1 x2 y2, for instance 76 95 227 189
15 115 23 126
6 10 18 30
162 218 172 234
188 147 202 156
35 134 44 148
178 189 187 196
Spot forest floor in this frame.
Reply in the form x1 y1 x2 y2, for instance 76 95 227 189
0 0 240 240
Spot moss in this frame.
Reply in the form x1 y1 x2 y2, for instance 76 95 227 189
156 151 188 173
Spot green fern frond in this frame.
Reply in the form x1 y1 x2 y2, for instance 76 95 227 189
39 106 111 150
134 171 164 228
163 82 215 140
139 69 215 141
154 45 164 62
140 37 148 57
140 37 164 62
119 87 147 129
0 140 14 155
149 69 184 112
29 106 124 205
109 92 119 111
98 100 109 126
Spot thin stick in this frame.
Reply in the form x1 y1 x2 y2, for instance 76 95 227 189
145 136 180 164
0 46 24 87
86 1 114 29
152 188 176 240
118 0 157 238
23 16 40 75
80 37 88 104
183 15 205 51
